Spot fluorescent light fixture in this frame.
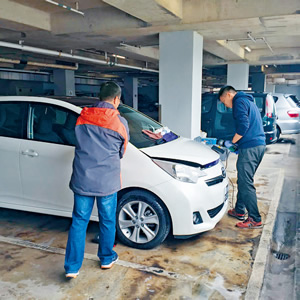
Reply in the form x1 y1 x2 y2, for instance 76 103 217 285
265 65 269 68
112 54 126 59
244 46 252 52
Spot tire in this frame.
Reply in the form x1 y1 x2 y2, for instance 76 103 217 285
116 190 171 249
276 126 281 141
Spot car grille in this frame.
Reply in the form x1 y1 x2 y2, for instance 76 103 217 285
207 202 224 218
205 175 224 186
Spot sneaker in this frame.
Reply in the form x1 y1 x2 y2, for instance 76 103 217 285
228 208 246 220
65 272 79 278
101 256 118 269
236 217 262 229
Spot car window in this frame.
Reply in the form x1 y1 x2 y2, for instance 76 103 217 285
253 97 264 112
273 96 278 103
118 105 177 148
202 99 213 113
217 100 232 113
288 95 300 106
0 102 27 139
201 95 214 113
29 103 78 146
286 96 297 108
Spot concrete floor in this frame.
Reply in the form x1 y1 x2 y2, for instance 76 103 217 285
0 135 297 300
260 134 300 300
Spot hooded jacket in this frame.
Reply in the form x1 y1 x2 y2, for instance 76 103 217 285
232 92 265 149
69 101 129 196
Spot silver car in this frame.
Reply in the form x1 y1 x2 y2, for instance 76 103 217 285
272 93 300 139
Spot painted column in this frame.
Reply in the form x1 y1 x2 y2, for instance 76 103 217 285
159 31 203 139
53 69 75 96
227 63 249 90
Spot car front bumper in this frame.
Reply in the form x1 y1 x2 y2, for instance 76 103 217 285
152 162 229 236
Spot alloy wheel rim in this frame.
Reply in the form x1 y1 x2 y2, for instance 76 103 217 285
119 200 160 244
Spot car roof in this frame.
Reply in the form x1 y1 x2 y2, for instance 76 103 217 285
0 95 99 108
46 96 100 107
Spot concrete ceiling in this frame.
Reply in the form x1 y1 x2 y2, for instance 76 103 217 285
0 0 299 79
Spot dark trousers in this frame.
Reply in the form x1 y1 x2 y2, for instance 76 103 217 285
235 145 266 222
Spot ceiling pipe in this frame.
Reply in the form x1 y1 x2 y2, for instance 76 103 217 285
262 37 274 54
247 32 256 43
0 41 159 73
45 0 84 16
0 57 78 70
28 61 78 70
226 33 274 54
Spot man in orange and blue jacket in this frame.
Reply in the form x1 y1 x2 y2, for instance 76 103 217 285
64 82 129 278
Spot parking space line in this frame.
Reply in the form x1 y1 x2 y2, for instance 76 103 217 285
0 235 197 282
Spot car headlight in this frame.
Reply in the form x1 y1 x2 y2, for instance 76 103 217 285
152 159 207 183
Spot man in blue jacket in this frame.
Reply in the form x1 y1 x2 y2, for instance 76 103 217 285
219 86 265 229
64 82 129 278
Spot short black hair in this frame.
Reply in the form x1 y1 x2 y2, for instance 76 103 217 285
218 85 236 99
99 82 121 101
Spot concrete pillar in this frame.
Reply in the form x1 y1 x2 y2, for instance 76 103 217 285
53 69 75 96
265 83 276 93
159 31 203 139
123 77 138 109
227 63 249 90
251 73 265 92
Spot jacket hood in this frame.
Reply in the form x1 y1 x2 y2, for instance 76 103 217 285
79 104 119 127
233 91 254 102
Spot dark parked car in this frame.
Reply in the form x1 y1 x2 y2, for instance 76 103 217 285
138 94 158 112
201 92 277 145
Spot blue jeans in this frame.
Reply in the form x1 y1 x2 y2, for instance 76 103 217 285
64 192 118 273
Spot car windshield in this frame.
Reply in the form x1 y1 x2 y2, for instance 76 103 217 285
118 105 178 149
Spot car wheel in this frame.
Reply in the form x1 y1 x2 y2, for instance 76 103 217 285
276 126 281 141
116 190 171 249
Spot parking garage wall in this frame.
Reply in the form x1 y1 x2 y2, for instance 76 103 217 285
275 85 300 98
0 79 45 96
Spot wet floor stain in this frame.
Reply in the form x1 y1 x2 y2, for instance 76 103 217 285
0 171 279 299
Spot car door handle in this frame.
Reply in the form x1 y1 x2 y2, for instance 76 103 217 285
21 149 39 157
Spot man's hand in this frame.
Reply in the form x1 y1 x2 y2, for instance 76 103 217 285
224 140 238 153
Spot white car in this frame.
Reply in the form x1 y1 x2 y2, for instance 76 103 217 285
272 93 300 139
0 96 228 249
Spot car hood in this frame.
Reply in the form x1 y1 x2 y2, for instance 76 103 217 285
141 137 219 166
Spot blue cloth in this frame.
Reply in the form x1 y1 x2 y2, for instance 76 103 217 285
232 92 266 149
64 192 118 273
162 132 178 142
69 102 129 197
